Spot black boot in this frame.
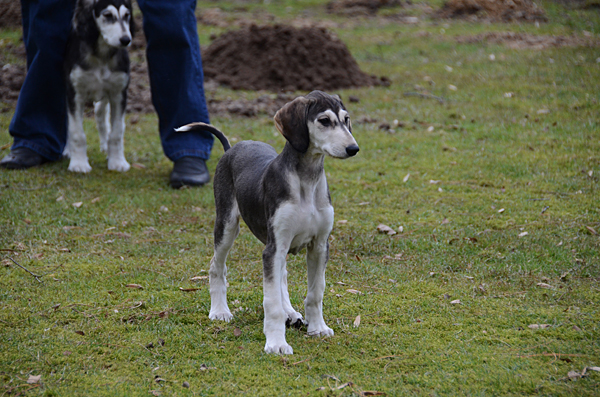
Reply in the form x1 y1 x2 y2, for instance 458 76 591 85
170 157 210 188
0 147 49 169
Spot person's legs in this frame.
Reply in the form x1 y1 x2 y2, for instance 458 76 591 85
137 0 213 163
5 0 73 163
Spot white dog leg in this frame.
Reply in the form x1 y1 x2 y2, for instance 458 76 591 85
305 239 333 337
94 99 110 153
66 101 92 173
209 205 239 322
280 265 304 327
107 95 129 172
263 243 293 355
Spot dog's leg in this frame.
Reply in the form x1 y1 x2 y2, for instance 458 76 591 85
94 99 110 153
106 92 130 172
281 265 305 328
66 97 92 173
263 240 294 354
305 238 334 337
209 202 239 322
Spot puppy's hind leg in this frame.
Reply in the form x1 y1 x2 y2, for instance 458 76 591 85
209 200 239 322
281 265 305 328
94 99 110 153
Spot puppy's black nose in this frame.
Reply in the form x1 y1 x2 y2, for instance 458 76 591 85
346 145 360 157
120 36 131 46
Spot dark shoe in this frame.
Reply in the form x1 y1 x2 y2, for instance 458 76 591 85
170 157 210 188
0 147 48 169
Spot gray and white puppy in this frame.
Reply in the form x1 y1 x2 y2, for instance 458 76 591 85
177 90 359 354
64 0 134 173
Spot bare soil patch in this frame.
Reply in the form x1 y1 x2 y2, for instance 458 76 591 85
0 0 21 29
326 0 404 16
436 0 547 22
202 24 388 92
456 31 600 49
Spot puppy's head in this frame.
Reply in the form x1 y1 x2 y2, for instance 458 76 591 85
274 90 359 158
92 0 135 48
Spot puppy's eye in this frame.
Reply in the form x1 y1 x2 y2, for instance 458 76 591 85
102 12 115 22
318 118 331 127
123 12 130 20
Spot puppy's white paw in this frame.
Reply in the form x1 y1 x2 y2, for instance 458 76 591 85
307 324 334 337
108 157 130 172
209 310 233 322
68 160 92 173
264 341 293 355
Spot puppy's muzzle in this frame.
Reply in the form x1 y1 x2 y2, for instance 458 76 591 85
119 35 131 47
345 144 360 157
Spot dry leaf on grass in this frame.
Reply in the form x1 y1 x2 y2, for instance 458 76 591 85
537 282 554 289
234 327 242 337
403 173 410 182
74 330 85 336
362 392 386 396
190 276 208 281
377 224 396 236
347 289 362 295
353 315 361 328
131 163 146 169
518 231 529 237
528 324 551 329
91 197 100 203
179 287 201 292
450 299 461 305
27 375 41 384
126 284 144 289
72 202 83 208
586 226 597 235
568 370 582 380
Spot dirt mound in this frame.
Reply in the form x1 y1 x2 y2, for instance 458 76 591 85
436 0 547 22
456 31 600 49
202 24 388 92
0 0 22 29
326 0 403 16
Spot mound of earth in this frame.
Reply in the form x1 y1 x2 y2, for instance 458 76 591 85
436 0 547 22
202 24 388 92
326 0 404 16
0 0 22 29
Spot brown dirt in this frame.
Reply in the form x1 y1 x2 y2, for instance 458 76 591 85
0 0 22 29
456 31 600 49
326 0 404 16
202 24 388 92
436 0 548 22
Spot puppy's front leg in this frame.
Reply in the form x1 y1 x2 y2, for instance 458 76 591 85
107 93 130 172
66 99 92 173
94 99 110 153
263 242 293 355
305 238 334 337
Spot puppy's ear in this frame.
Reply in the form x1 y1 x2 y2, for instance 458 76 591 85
274 96 312 153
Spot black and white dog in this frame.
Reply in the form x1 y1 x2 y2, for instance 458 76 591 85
177 91 359 354
64 0 135 173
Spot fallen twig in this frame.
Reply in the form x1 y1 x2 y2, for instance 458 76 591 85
403 92 445 104
8 257 43 283
292 356 313 366
369 355 404 361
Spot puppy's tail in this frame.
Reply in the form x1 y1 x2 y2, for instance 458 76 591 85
175 122 231 152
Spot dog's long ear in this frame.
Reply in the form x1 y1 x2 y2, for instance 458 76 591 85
274 96 312 153
74 0 99 43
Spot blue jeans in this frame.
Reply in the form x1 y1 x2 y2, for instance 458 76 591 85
10 0 213 162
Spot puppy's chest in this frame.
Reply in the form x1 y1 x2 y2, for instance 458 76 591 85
70 64 128 102
273 180 334 253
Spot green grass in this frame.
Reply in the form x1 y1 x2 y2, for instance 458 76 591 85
1 1 599 395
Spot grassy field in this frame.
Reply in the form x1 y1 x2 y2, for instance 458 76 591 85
1 1 599 395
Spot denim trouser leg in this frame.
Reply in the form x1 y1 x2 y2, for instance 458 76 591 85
137 0 213 162
9 0 74 161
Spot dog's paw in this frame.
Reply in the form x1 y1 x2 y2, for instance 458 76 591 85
68 160 92 173
286 312 306 329
264 341 293 355
108 157 130 172
209 310 233 322
307 325 334 337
